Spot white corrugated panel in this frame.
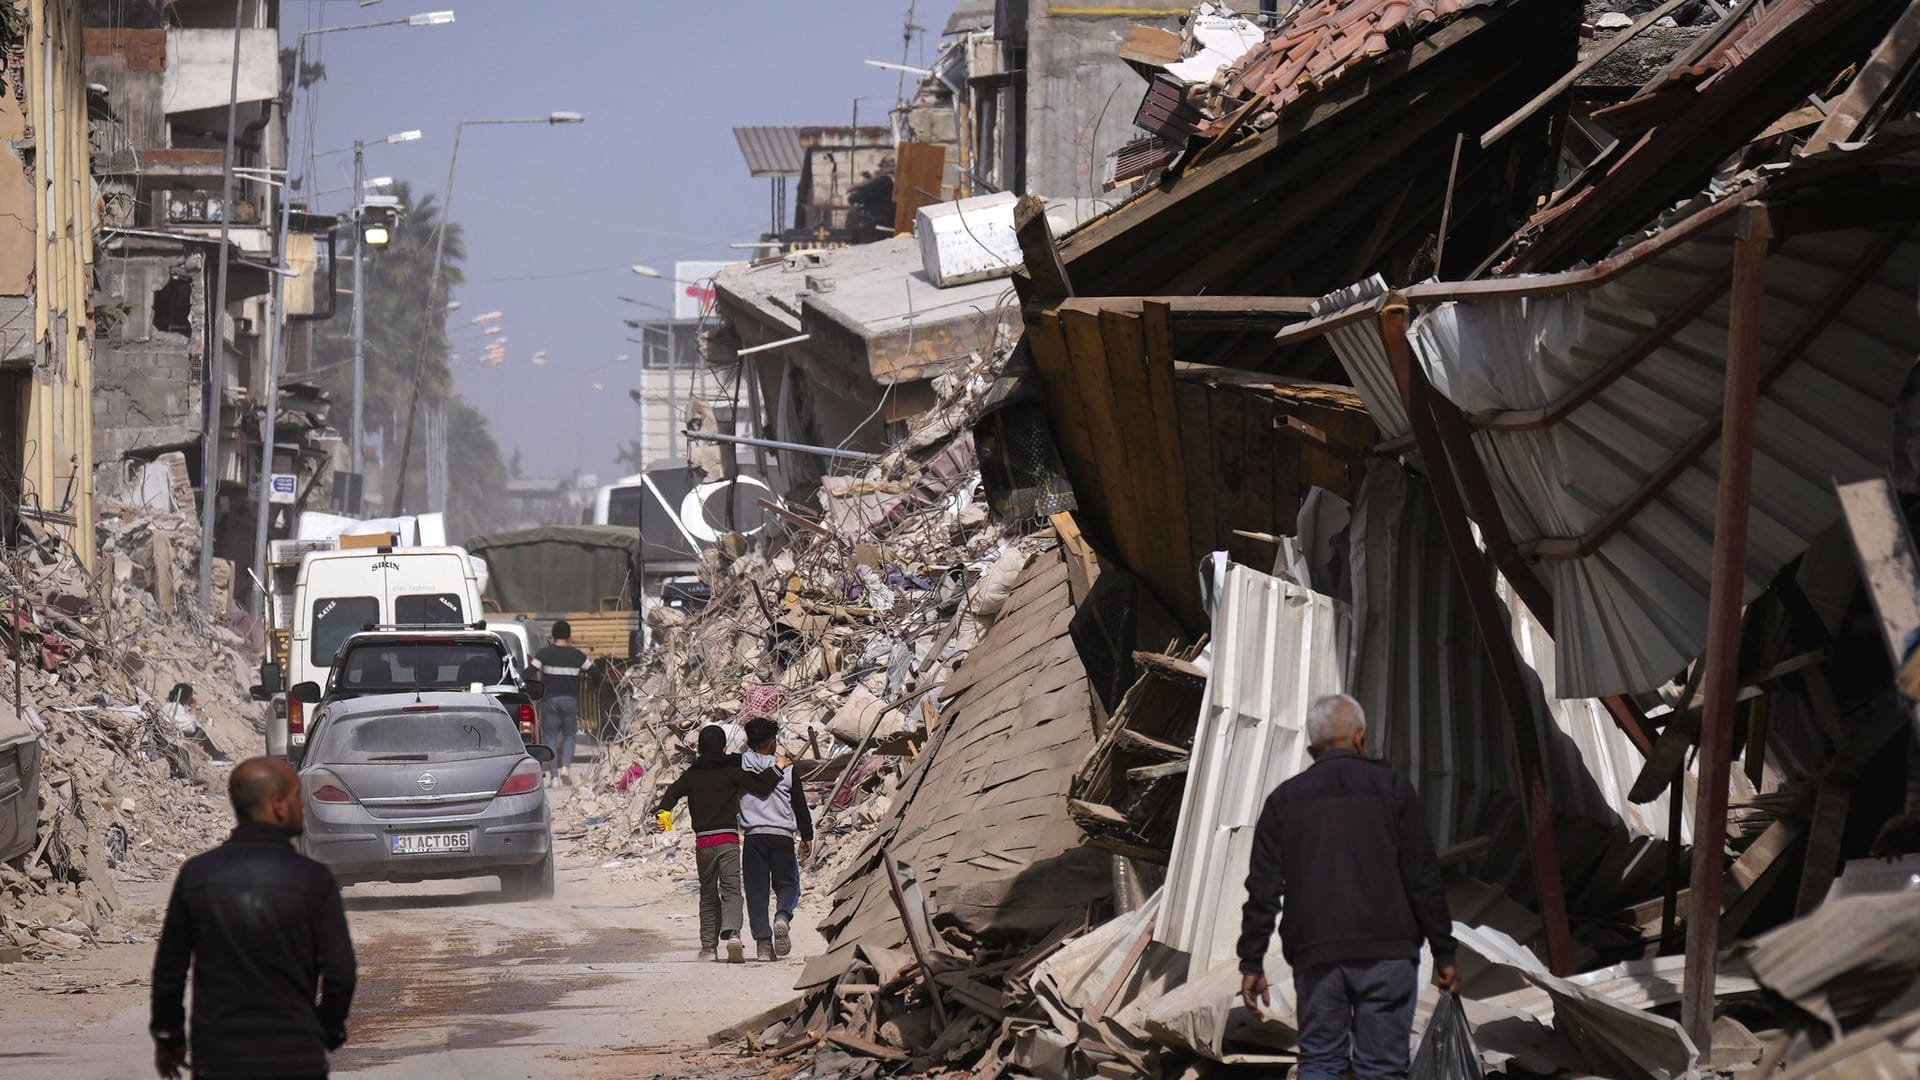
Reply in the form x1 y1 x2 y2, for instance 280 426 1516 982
1327 218 1920 697
1157 558 1350 978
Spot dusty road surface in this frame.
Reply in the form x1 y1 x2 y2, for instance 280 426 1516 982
0 836 826 1079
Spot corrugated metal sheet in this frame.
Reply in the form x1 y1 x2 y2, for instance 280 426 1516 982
1326 214 1920 697
1157 558 1350 978
732 125 806 178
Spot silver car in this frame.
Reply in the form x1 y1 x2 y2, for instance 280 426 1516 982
296 692 556 899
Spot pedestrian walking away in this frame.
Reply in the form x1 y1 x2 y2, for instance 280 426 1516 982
651 725 782 963
531 619 592 785
737 716 815 961
150 757 357 1079
1238 694 1457 1080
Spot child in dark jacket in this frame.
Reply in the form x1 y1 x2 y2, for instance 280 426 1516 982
652 725 781 962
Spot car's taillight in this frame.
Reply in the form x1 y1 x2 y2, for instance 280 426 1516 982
517 703 536 738
288 697 304 735
308 769 354 804
498 762 542 797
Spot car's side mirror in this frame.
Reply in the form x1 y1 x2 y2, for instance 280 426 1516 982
521 679 546 702
290 681 323 704
251 661 284 701
525 743 555 764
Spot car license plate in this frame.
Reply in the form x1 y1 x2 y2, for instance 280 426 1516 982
390 832 471 855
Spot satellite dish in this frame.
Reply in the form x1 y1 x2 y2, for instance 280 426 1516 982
678 476 775 544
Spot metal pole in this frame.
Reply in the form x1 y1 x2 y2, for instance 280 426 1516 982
198 0 246 613
350 139 366 508
666 319 678 462
392 121 465 513
251 100 290 619
1681 202 1771 1057
683 429 883 463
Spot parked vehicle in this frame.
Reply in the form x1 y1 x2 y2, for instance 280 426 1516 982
0 704 41 862
290 629 546 750
466 526 640 662
485 617 547 677
256 545 486 758
295 693 555 898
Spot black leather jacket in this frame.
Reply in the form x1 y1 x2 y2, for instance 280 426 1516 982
151 821 357 1078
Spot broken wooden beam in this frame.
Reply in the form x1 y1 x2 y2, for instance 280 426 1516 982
1014 195 1073 300
708 994 808 1047
1125 759 1190 783
824 1029 911 1062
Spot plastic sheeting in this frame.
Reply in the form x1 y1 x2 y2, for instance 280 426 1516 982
1157 556 1350 978
1323 221 1920 697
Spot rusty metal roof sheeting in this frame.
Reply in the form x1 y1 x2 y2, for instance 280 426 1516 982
1219 0 1506 113
1325 208 1920 698
732 125 806 178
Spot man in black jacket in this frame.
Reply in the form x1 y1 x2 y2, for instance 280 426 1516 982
1238 694 1457 1079
151 757 357 1079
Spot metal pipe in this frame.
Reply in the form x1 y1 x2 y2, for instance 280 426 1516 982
1681 202 1771 1057
198 0 246 613
682 430 882 463
666 319 677 462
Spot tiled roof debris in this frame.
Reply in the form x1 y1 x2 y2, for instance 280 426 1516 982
731 125 806 178
1219 0 1504 114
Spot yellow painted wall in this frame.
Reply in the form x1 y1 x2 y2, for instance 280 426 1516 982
17 0 95 567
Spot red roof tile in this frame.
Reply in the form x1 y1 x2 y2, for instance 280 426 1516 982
1219 0 1506 112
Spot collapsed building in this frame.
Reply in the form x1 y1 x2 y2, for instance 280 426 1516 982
572 0 1920 1076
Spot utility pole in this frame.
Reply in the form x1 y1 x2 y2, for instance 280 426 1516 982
350 139 367 510
665 319 678 462
250 135 290 619
199 0 245 614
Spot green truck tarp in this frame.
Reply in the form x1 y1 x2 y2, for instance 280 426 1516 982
467 525 639 613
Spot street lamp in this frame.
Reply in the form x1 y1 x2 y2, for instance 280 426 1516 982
390 111 587 513
235 12 456 617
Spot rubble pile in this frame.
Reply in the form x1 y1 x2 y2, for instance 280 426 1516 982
1 453 261 961
562 353 1043 873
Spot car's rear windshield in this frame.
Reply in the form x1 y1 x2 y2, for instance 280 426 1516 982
335 643 506 692
320 712 516 763
312 597 379 666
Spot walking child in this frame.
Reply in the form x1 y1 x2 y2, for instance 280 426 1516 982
651 725 782 963
737 716 814 961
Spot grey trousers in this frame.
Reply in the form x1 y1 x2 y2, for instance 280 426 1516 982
695 841 743 949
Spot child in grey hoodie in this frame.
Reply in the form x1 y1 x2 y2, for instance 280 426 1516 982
737 717 814 961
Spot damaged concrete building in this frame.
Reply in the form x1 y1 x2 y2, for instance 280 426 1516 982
85 0 338 604
579 0 1920 1077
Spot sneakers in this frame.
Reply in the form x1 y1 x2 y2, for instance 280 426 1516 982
756 940 777 962
772 913 793 958
558 766 572 785
697 947 716 962
725 936 745 964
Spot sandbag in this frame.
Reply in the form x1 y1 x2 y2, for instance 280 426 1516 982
1411 992 1483 1080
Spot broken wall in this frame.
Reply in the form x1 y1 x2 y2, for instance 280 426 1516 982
91 248 206 467
1021 1 1179 200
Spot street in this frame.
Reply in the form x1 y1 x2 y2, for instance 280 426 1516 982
0 833 821 1079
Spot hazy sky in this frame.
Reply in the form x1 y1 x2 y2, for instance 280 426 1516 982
284 0 956 482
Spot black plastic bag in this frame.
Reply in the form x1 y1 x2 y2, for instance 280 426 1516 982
1409 991 1483 1080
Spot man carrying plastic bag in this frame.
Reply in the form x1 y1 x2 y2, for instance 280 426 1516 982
1238 694 1462 1079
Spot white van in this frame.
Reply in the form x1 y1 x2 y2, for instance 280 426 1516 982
268 546 485 756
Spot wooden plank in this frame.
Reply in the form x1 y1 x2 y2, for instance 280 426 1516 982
1060 306 1141 557
1014 194 1073 299
824 1029 911 1062
1835 475 1920 749
1802 3 1920 156
1479 0 1696 150
1114 728 1188 758
1125 759 1190 783
1175 381 1218 601
893 142 947 236
708 994 808 1047
1087 915 1159 1025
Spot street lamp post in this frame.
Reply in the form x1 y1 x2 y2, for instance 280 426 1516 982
390 112 585 514
239 13 452 616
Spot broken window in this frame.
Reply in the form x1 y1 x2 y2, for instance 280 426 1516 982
152 276 191 335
